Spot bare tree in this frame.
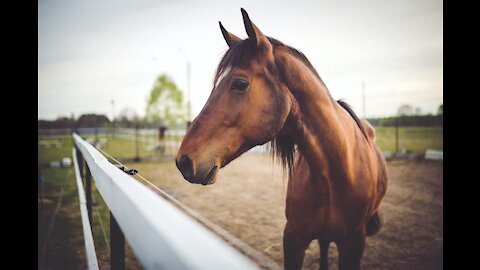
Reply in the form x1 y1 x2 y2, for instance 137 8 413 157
437 104 443 115
118 107 139 128
397 104 414 116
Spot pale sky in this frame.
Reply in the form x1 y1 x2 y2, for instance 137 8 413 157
38 0 443 121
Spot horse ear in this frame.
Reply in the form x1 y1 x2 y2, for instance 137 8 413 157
241 8 270 50
219 21 241 47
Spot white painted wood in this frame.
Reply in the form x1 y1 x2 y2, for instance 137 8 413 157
72 133 260 270
72 147 99 270
425 149 443 160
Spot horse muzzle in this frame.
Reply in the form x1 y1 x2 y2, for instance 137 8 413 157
175 155 219 185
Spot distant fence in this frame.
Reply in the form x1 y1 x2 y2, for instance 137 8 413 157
425 149 443 161
39 127 110 136
72 132 260 269
38 127 185 137
40 128 270 155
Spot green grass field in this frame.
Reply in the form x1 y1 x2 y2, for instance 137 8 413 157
38 136 142 269
373 126 443 153
38 137 86 269
70 134 179 160
97 136 155 159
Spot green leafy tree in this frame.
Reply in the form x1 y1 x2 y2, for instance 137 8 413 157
145 74 187 127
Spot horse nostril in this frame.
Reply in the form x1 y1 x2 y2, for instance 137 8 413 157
176 155 194 180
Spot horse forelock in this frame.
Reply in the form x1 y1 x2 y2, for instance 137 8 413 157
214 36 323 88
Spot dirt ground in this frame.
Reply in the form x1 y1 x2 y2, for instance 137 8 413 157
131 152 443 270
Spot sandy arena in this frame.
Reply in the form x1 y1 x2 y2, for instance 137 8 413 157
133 152 443 269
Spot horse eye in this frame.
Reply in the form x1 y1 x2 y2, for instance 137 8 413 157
231 79 249 92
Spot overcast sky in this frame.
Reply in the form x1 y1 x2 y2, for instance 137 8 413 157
38 0 442 121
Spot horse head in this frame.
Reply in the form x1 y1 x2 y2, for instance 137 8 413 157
176 9 292 185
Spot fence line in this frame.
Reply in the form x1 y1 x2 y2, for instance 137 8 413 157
41 127 268 154
38 127 186 137
72 132 260 270
72 147 99 270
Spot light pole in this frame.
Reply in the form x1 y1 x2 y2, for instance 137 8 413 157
362 81 366 119
177 47 192 122
187 60 191 121
111 99 115 137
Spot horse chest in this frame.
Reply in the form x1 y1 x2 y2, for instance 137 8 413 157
286 166 371 238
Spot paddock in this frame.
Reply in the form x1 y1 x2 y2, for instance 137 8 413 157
38 130 442 269
131 153 443 269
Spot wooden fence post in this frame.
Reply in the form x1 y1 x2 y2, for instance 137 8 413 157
110 212 125 270
134 123 141 162
395 117 399 154
76 146 84 182
85 164 93 228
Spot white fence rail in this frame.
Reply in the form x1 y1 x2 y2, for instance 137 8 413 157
72 148 99 270
72 133 259 270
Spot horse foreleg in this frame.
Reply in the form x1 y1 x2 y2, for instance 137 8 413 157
283 223 311 270
337 230 366 270
318 240 330 270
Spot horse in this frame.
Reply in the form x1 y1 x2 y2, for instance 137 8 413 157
176 8 388 270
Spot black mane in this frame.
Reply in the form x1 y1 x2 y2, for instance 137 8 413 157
337 100 368 140
215 37 328 89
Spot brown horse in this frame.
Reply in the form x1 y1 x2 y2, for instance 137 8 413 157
176 9 388 270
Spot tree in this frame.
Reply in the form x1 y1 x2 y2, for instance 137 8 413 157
145 74 187 127
118 107 139 128
397 104 414 116
437 104 443 115
76 114 110 128
38 116 75 129
414 107 422 115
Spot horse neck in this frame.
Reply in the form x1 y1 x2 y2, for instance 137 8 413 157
275 49 358 183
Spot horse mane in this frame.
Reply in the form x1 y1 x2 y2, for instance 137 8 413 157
215 37 329 92
214 37 368 172
337 100 368 140
270 132 296 174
